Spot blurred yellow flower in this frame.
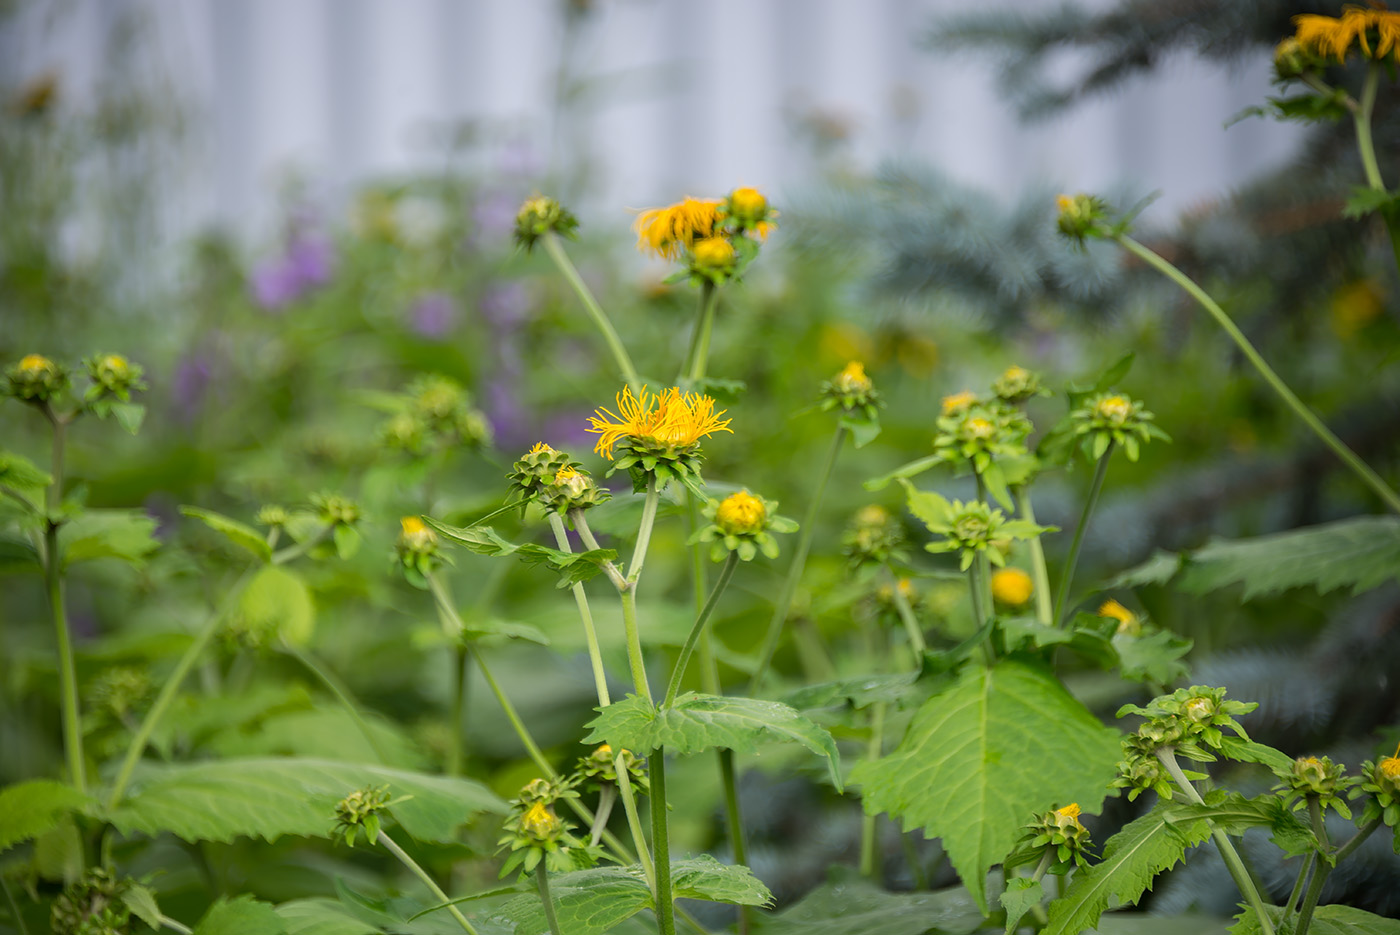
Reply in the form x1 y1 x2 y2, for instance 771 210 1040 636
587 385 731 459
991 568 1034 606
941 390 978 416
1293 7 1400 61
635 197 721 259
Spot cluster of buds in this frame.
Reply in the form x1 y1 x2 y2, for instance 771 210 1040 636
991 567 1034 608
83 353 146 404
6 353 69 403
5 352 147 433
50 868 133 935
904 483 1050 572
395 516 447 589
513 195 580 251
842 504 908 573
380 375 492 456
1276 755 1356 819
932 393 1032 476
991 364 1047 405
310 491 363 559
692 488 797 562
1352 747 1400 834
1006 804 1094 874
1113 686 1257 800
574 743 649 794
497 778 594 878
634 188 777 286
820 361 882 417
333 784 408 847
1070 391 1169 462
506 443 609 515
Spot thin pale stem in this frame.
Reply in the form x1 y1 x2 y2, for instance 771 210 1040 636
1350 63 1400 285
552 513 612 705
718 747 750 935
886 567 925 657
621 591 653 703
1115 233 1400 515
378 831 480 935
280 642 390 764
590 785 616 846
859 701 888 878
968 556 996 665
542 231 641 390
629 477 661 584
664 552 738 707
1024 850 1053 926
42 412 83 794
1053 444 1113 628
2 874 31 935
449 644 468 775
157 915 193 935
1157 748 1275 935
108 571 253 808
535 863 564 935
614 759 656 890
649 750 676 935
271 523 335 565
686 282 721 386
570 511 627 591
1295 812 1382 935
1016 488 1054 626
748 425 848 694
1286 852 1315 913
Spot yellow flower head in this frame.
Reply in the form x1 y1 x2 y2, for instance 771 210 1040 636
691 235 737 270
1054 803 1084 830
941 390 978 417
635 197 722 259
1294 8 1400 61
397 515 438 553
833 361 873 395
520 800 562 841
876 577 917 605
716 490 767 535
1098 598 1140 635
1381 755 1400 780
587 385 731 459
725 186 778 239
553 465 589 498
1055 194 1076 214
991 568 1034 606
527 442 556 456
855 504 890 527
1094 394 1132 425
18 354 53 374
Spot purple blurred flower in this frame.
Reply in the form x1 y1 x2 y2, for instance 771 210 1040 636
479 280 533 330
410 291 458 338
287 234 333 286
250 232 335 311
472 189 520 245
172 354 212 423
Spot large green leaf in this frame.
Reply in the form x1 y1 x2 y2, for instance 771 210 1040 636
584 693 842 789
181 505 272 562
1168 791 1315 856
782 672 923 712
495 858 769 935
1232 904 1400 935
851 660 1121 913
1000 878 1043 935
194 895 288 935
0 780 91 852
1042 806 1212 935
750 870 982 935
106 758 507 845
1177 516 1400 599
0 449 52 494
60 508 159 566
275 899 381 935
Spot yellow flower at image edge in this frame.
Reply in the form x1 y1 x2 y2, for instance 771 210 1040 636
635 197 721 259
716 490 767 535
587 385 731 459
1379 754 1400 781
991 568 1033 606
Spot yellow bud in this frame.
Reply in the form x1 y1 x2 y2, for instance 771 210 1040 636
1054 802 1084 831
716 490 766 535
729 186 767 217
964 416 995 439
1379 756 1400 780
1098 599 1139 635
527 442 556 456
691 236 736 269
19 354 52 372
941 390 978 417
520 801 562 840
991 568 1033 606
833 360 873 395
1095 395 1132 425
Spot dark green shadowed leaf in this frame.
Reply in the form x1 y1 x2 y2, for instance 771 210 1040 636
1231 904 1400 935
194 895 288 935
275 898 381 935
0 780 91 852
749 869 982 935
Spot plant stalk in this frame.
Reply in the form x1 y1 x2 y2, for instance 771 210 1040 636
542 231 641 390
1016 488 1054 626
553 512 612 705
377 830 480 935
1053 443 1113 627
535 863 564 935
157 915 193 935
859 701 888 878
1115 233 1400 515
280 642 390 764
663 552 738 707
649 750 676 935
42 410 84 793
685 281 721 386
1351 63 1400 276
886 567 925 657
449 644 468 775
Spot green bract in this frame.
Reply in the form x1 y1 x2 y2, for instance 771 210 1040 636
691 489 797 562
1070 390 1169 462
900 479 1052 571
513 195 579 251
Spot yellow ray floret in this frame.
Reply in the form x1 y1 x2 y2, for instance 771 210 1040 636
1294 7 1400 61
587 385 732 459
634 198 722 259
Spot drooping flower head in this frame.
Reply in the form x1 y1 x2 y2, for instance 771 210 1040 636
1293 7 1400 62
587 385 731 459
1098 598 1140 636
635 197 722 260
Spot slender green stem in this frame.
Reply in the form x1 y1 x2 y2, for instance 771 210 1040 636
553 513 612 705
1024 850 1053 926
649 750 676 935
1016 488 1054 626
1157 749 1275 935
108 572 253 808
157 915 193 935
535 863 564 935
1354 64 1385 191
749 425 848 694
1286 852 1315 913
621 591 653 703
2 874 31 935
1053 444 1113 628
280 642 390 764
1308 798 1330 851
968 556 996 665
614 758 656 889
41 411 84 794
663 553 738 707
271 523 335 565
1115 232 1400 515
859 701 888 878
449 644 468 775
378 830 479 935
570 511 628 591
886 567 925 657
686 282 721 386
542 231 641 390
1333 814 1381 862
590 785 616 846
717 747 750 935
1293 812 1381 935
629 477 661 584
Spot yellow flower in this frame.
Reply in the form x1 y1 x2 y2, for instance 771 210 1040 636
553 465 589 498
587 385 731 459
1094 394 1132 425
725 187 778 239
833 361 873 395
1293 8 1400 61
1055 194 1075 214
964 416 995 439
691 236 736 270
398 516 437 553
716 490 767 535
1054 803 1084 831
1098 599 1140 635
635 197 721 259
18 354 53 373
1381 756 1400 779
991 568 1034 606
527 442 555 456
941 390 978 416
520 801 562 840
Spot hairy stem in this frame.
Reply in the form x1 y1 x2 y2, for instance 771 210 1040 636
535 862 564 935
1016 488 1054 626
649 750 676 935
663 552 738 707
1115 232 1400 515
570 511 627 591
1053 443 1113 628
377 830 479 935
1286 852 1315 913
542 231 641 390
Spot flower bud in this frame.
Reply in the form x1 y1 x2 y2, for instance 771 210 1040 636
1099 599 1141 636
6 353 68 403
992 364 1042 403
690 235 737 277
397 516 439 556
85 352 145 402
1056 193 1107 242
716 489 767 535
514 195 579 250
724 187 776 236
941 390 978 417
991 568 1034 607
1093 394 1133 426
520 801 563 842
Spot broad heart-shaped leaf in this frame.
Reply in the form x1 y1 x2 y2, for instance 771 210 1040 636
750 868 982 935
850 659 1121 913
1232 904 1400 935
59 508 159 566
106 758 507 845
425 518 618 588
0 780 92 851
194 894 288 934
583 693 842 790
1041 805 1211 935
1177 516 1400 600
181 505 272 562
782 672 922 712
495 858 769 935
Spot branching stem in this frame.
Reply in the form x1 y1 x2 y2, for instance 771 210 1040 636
377 830 480 935
542 231 640 390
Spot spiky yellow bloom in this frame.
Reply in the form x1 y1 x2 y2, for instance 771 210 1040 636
527 442 555 456
587 385 731 459
991 568 1034 606
941 390 978 416
1098 598 1140 635
1054 803 1084 830
635 197 722 259
716 490 767 535
1293 7 1400 61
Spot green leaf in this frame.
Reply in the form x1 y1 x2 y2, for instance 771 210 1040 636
840 411 882 449
1176 516 1400 600
899 482 952 529
1215 737 1297 777
239 565 316 647
1000 878 1043 935
275 899 382 935
781 672 922 712
1042 806 1211 935
182 506 272 562
1168 792 1315 857
0 780 91 852
671 855 773 906
1343 185 1400 220
425 519 618 587
0 534 40 572
0 449 52 493
60 508 159 566
863 454 940 491
110 401 147 435
1232 904 1400 935
851 659 1122 913
1104 549 1181 589
1113 629 1193 685
750 869 983 935
460 618 550 646
121 883 164 931
194 895 288 935
584 693 843 790
106 758 507 844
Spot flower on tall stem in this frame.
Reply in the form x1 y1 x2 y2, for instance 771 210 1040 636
692 488 797 562
514 195 579 251
586 385 731 493
635 197 722 260
1292 7 1400 63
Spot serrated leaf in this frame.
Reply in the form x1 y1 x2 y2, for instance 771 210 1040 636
275 899 382 935
1343 185 1400 220
60 508 159 566
1000 878 1043 935
1177 516 1400 600
1105 549 1182 589
781 672 922 712
851 660 1122 913
585 694 842 789
1215 737 1298 777
239 565 316 646
1042 806 1211 935
0 534 39 572
194 894 288 935
106 758 507 845
750 869 982 935
110 401 147 435
0 780 92 852
863 454 940 491
671 855 773 906
121 883 163 930
1113 629 1193 685
1167 792 1315 857
1232 904 1400 935
182 505 272 562
425 519 617 587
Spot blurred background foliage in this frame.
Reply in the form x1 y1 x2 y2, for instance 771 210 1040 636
2 0 1400 929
